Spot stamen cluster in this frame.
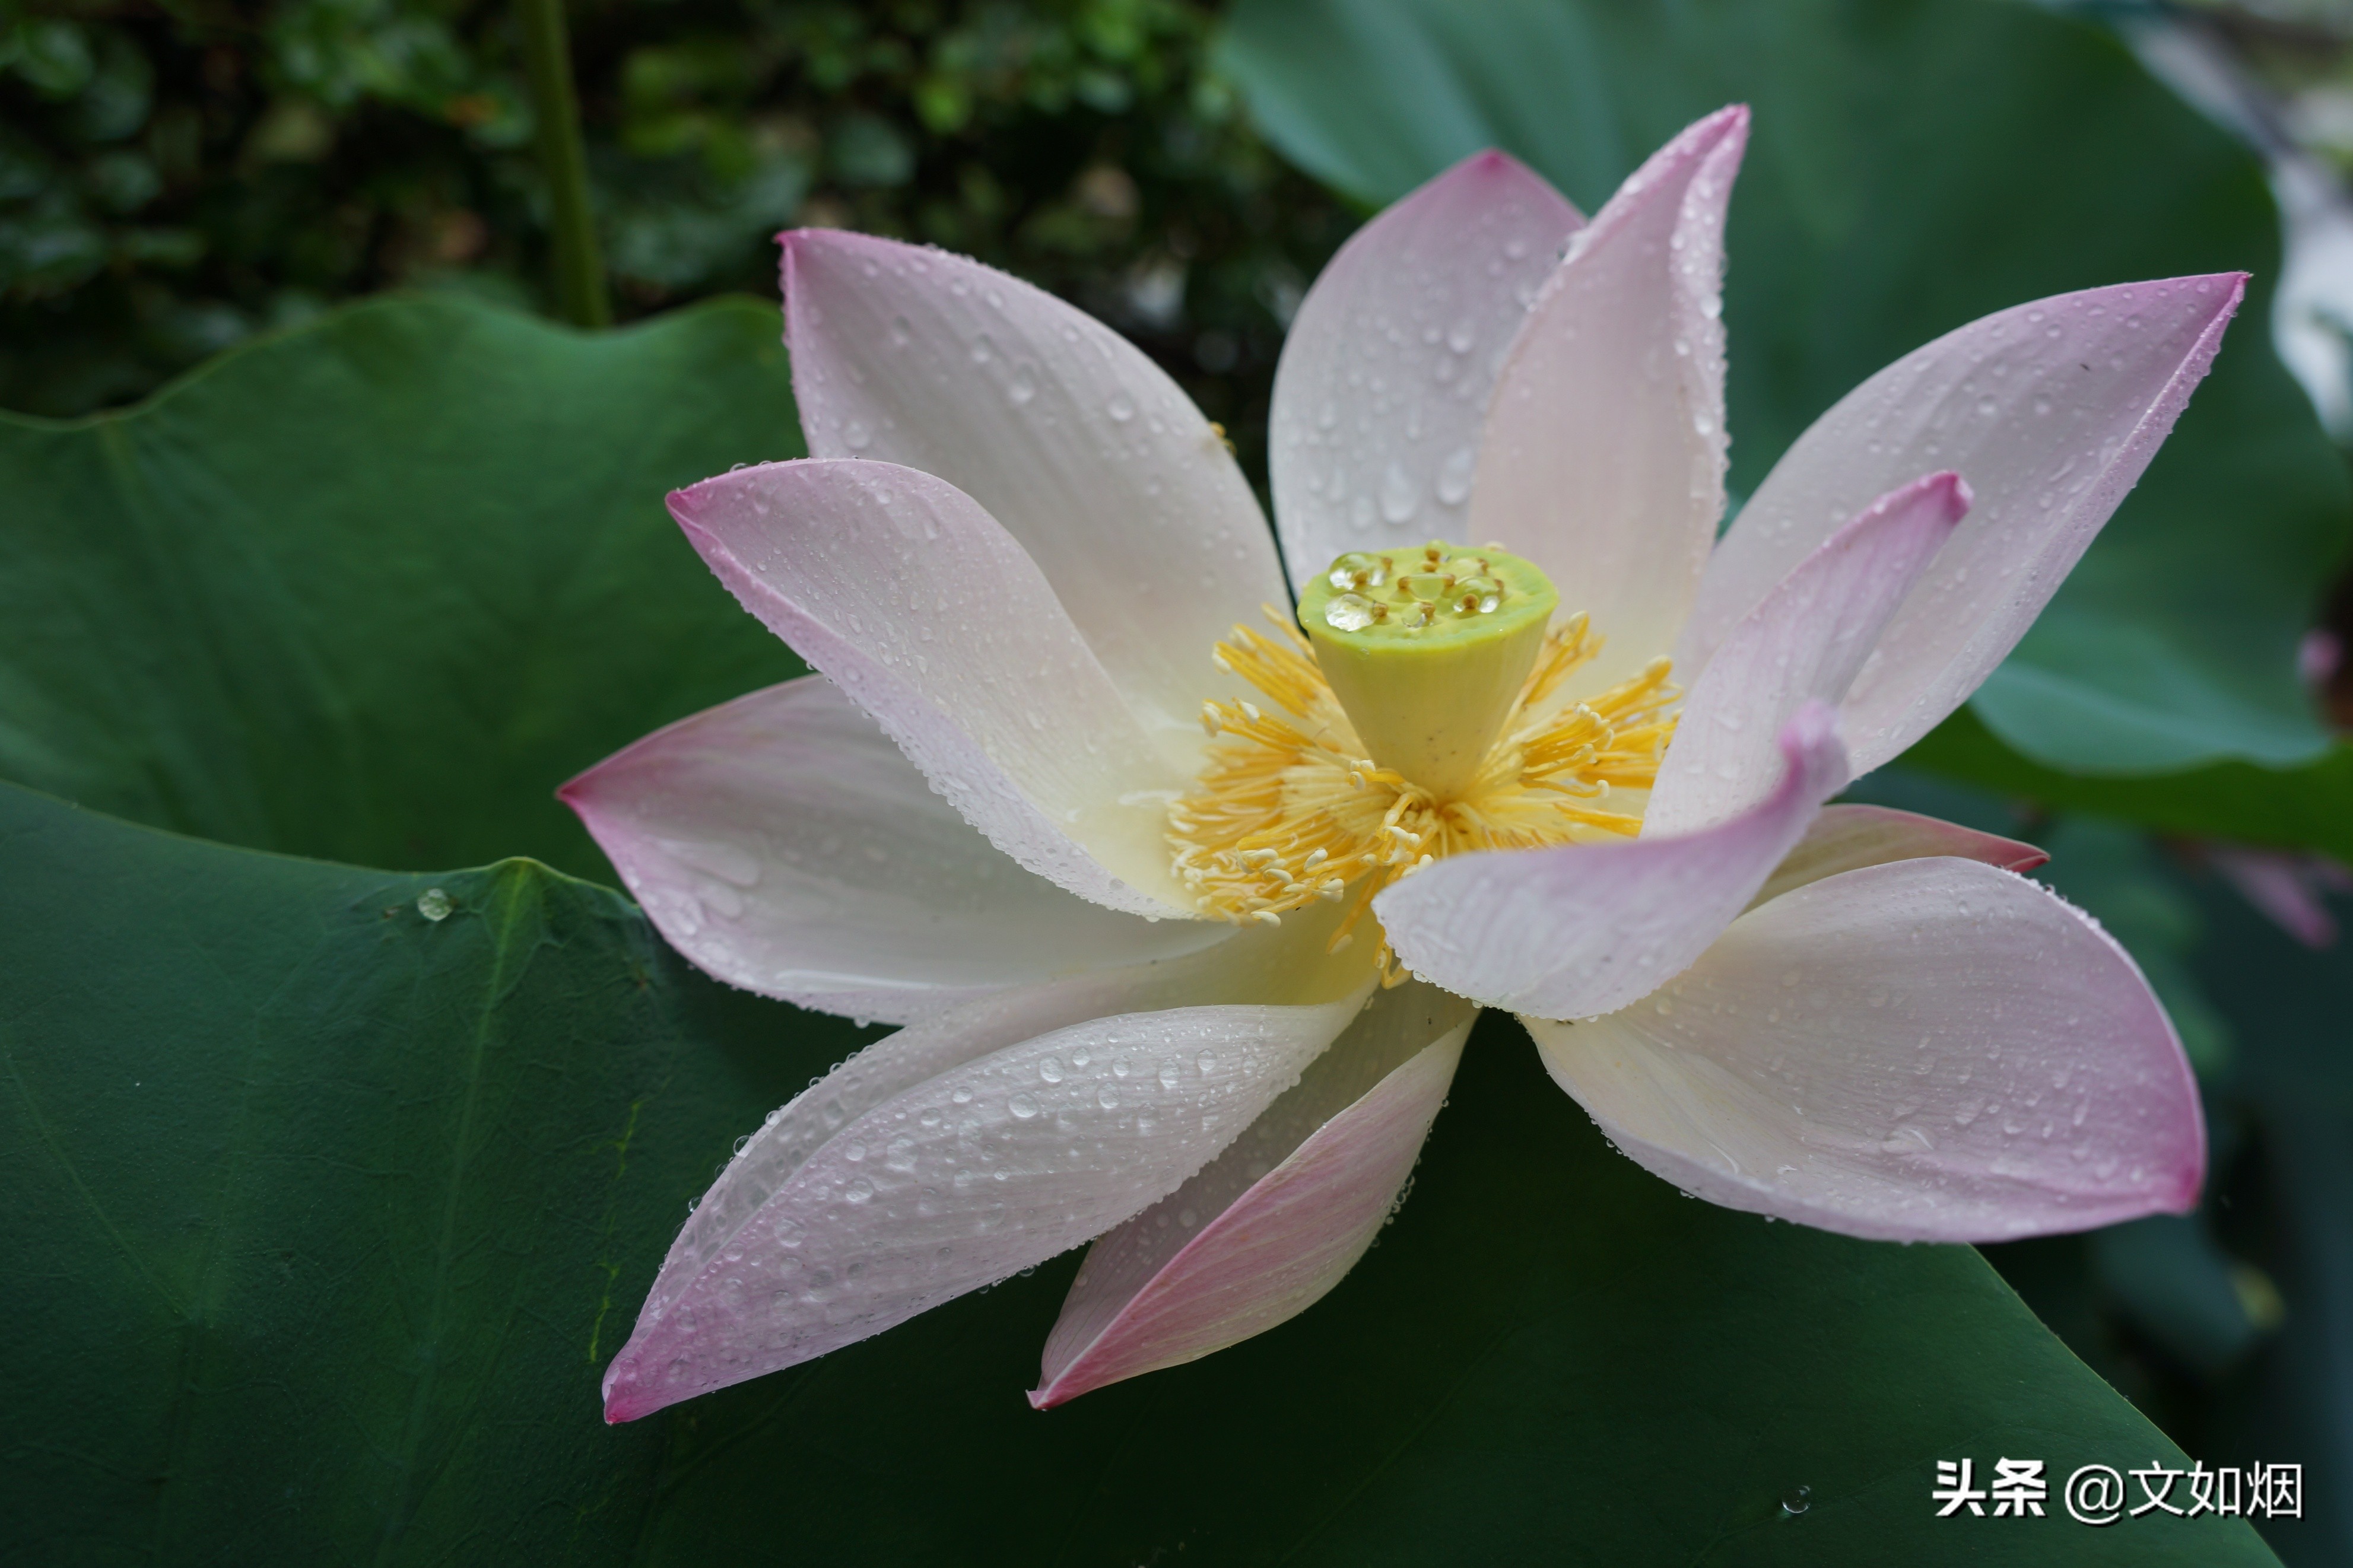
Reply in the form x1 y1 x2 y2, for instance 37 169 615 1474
1167 608 1678 982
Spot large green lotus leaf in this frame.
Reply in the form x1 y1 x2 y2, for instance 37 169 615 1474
0 781 2275 1564
1218 0 2348 775
0 293 806 881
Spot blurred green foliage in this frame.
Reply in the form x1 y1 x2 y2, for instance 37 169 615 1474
0 0 1351 479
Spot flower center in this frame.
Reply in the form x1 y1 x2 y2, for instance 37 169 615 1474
1168 543 1679 982
1300 540 1559 798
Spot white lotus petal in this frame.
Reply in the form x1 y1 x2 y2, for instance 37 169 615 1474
1750 803 2046 910
604 985 1371 1420
1270 150 1581 587
1379 701 1848 1019
1646 472 1967 836
1468 105 1745 694
1529 858 2204 1242
563 676 1231 1023
784 228 1284 732
637 906 1379 1330
1683 275 2245 771
671 458 1196 917
1031 981 1474 1405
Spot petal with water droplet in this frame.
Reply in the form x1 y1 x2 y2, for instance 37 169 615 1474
1468 106 1745 694
668 459 1194 917
1376 699 1848 1019
1647 472 1968 836
624 907 1374 1373
782 229 1282 732
1526 857 2203 1242
561 676 1233 1023
602 978 1373 1421
1269 150 1581 586
1749 803 2046 910
1030 982 1474 1407
1682 273 2246 771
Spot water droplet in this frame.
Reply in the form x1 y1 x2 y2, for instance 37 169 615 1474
1197 1050 1217 1076
1324 592 1379 631
1448 575 1501 616
1007 366 1037 405
1782 1485 1811 1517
844 1177 874 1203
1107 391 1136 422
843 418 874 450
1040 1055 1065 1084
1435 446 1475 507
1379 462 1419 524
415 888 452 921
1009 1093 1040 1119
1098 1086 1120 1110
1327 551 1389 591
1159 1061 1180 1090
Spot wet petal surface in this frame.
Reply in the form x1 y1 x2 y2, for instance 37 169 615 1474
1527 857 2203 1242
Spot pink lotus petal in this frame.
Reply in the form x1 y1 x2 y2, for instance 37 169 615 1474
602 984 1371 1421
669 459 1196 918
1031 982 1476 1407
1269 150 1582 589
782 229 1283 731
1526 857 2205 1242
1647 472 1970 837
1468 106 1745 696
1682 275 2246 772
2298 628 2342 691
560 676 1233 1023
637 907 1376 1330
2209 846 2340 948
1751 803 2046 909
1377 699 1848 1019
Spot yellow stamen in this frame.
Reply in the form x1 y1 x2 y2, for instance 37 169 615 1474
1169 575 1679 977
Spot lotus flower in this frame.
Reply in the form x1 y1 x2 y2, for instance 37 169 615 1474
569 106 2227 1421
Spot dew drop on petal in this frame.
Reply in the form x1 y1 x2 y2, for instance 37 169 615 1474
1435 446 1475 507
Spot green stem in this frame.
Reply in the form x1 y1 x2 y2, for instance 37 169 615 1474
518 0 609 327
